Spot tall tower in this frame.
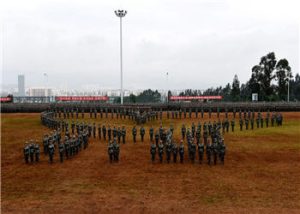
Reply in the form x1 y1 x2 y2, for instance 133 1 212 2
18 75 25 96
115 9 127 104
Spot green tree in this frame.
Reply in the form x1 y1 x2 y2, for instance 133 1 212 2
221 83 231 101
240 81 251 101
136 89 161 103
249 65 261 99
231 74 240 101
258 52 277 100
129 94 137 103
275 59 292 101
290 73 300 101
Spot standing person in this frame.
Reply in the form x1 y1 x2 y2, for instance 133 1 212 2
29 141 35 163
132 126 137 143
140 126 145 142
113 140 120 162
250 118 254 130
256 117 260 128
212 142 219 165
98 124 101 140
179 140 184 163
155 130 160 146
265 116 269 128
158 141 164 163
121 126 126 144
107 125 112 141
108 142 114 163
239 118 244 131
166 141 172 164
64 137 70 159
117 127 122 144
93 123 96 138
23 142 30 164
219 139 226 165
172 142 178 163
34 142 40 162
181 124 186 140
203 129 208 145
260 116 264 128
102 125 107 141
150 142 156 163
190 141 196 164
48 142 55 164
58 142 65 163
245 119 249 130
198 140 204 164
113 126 117 138
206 140 212 165
195 128 201 144
43 134 49 155
231 119 235 132
149 126 154 142
191 123 195 138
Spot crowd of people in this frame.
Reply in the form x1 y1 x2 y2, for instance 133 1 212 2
23 109 284 165
24 112 90 164
149 129 226 165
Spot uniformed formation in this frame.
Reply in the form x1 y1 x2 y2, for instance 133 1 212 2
41 129 90 164
51 107 159 124
25 111 91 164
23 109 284 165
148 123 226 165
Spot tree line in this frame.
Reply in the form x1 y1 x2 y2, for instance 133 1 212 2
115 52 299 103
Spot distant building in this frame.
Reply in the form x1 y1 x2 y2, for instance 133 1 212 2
18 75 25 96
29 88 52 96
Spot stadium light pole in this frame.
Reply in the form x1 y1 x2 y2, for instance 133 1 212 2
115 9 127 105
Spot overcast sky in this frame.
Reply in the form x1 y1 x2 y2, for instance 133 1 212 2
1 0 299 91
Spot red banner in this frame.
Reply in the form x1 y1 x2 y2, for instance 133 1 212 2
170 96 222 100
0 97 12 102
55 96 109 101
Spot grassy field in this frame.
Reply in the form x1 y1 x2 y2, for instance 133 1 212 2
1 112 300 213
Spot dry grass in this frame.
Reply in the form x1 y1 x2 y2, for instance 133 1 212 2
1 112 300 213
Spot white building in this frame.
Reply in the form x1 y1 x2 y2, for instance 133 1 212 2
29 88 52 96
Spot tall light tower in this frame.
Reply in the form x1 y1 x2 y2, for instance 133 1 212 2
115 9 127 104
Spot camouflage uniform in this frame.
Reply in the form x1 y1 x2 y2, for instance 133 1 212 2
140 126 145 142
158 141 164 163
198 142 204 164
108 142 114 163
24 143 30 164
179 141 184 163
59 142 64 163
172 142 178 163
121 126 126 144
48 143 55 164
35 143 40 162
132 126 137 143
150 143 156 163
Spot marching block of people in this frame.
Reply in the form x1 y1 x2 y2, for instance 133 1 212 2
24 128 90 164
148 125 226 165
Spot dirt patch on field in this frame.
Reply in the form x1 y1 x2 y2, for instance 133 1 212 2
1 112 300 213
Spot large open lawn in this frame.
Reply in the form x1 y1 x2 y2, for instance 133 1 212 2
1 112 300 213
